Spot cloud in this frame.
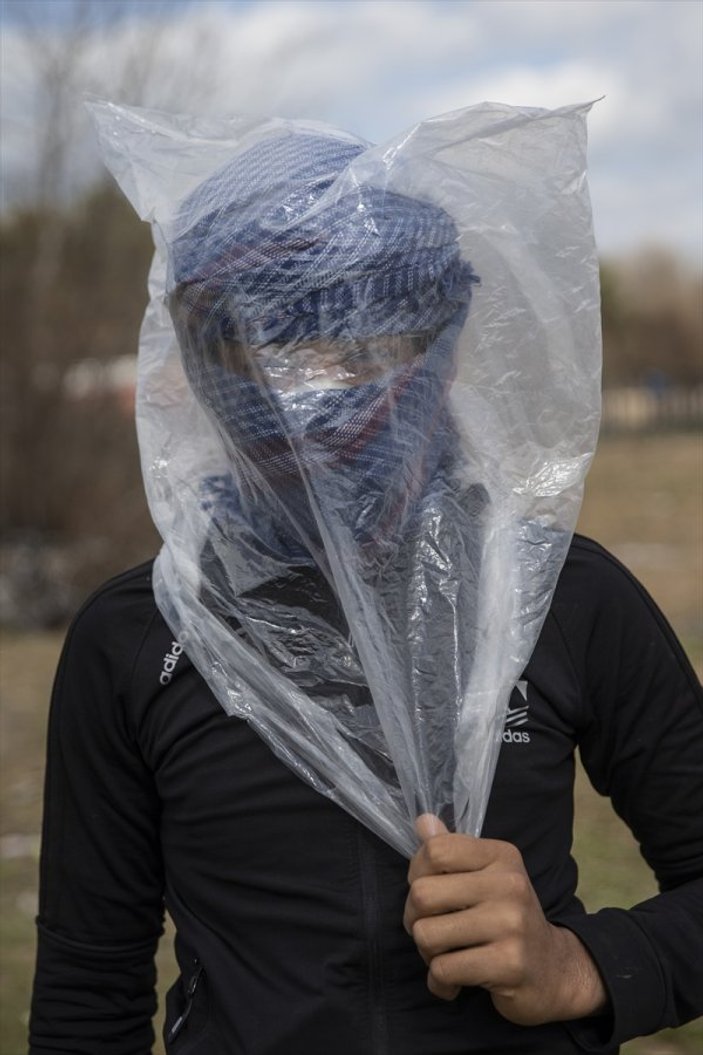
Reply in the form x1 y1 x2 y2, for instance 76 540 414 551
1 0 701 262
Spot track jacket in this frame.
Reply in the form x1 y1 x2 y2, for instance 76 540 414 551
28 535 703 1055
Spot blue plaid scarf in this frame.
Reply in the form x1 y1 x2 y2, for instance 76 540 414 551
169 132 478 562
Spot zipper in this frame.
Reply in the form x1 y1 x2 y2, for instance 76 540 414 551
167 958 203 1044
356 828 389 1055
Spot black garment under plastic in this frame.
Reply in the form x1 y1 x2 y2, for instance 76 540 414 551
29 536 703 1055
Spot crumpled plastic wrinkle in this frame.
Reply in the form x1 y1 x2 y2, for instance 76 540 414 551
89 98 601 856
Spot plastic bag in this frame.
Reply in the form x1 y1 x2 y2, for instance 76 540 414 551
89 98 601 857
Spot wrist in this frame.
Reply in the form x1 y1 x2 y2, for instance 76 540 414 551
550 924 609 1021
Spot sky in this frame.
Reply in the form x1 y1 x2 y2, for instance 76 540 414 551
1 0 702 265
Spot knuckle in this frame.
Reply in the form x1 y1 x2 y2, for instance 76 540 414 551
503 869 531 901
411 918 433 952
425 836 452 871
429 955 453 987
425 832 475 871
409 877 436 916
502 938 527 982
501 903 526 936
496 840 523 867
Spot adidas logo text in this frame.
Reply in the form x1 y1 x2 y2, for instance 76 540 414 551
160 641 184 685
502 728 531 744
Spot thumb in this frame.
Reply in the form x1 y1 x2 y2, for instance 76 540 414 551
414 813 449 842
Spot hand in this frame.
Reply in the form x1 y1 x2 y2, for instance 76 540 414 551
404 815 608 1025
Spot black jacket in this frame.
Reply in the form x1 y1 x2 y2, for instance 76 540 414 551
29 535 703 1055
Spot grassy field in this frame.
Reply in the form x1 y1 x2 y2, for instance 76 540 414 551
1 431 701 1054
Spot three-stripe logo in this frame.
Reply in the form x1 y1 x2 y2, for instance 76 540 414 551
502 680 530 743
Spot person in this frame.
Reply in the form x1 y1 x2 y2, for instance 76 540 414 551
29 126 703 1055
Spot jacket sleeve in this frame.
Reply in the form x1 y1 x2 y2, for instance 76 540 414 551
554 542 703 1052
29 581 165 1055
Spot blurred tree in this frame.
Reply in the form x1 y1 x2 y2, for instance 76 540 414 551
601 250 703 388
0 184 158 622
1 0 219 623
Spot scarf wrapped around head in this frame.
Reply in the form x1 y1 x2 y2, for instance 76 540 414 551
168 131 479 564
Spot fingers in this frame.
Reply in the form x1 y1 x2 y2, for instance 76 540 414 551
408 831 523 883
427 974 461 1001
418 914 529 1004
406 868 535 947
405 824 536 1006
403 871 506 932
410 906 499 961
427 942 520 996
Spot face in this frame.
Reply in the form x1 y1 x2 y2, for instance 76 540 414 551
170 287 430 392
242 333 430 391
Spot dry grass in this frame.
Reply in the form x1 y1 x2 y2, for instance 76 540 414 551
571 431 702 1055
1 432 701 1054
577 430 702 668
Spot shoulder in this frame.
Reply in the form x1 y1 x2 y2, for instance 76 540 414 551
71 559 157 621
69 559 156 631
553 532 673 627
46 558 198 756
549 533 700 700
58 560 164 700
558 533 649 595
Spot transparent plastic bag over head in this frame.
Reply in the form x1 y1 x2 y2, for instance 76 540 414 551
89 98 601 857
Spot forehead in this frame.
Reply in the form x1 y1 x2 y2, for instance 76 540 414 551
168 163 471 353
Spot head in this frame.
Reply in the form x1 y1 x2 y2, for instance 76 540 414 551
167 130 479 557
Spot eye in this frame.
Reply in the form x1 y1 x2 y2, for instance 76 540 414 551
344 343 375 369
221 339 253 376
